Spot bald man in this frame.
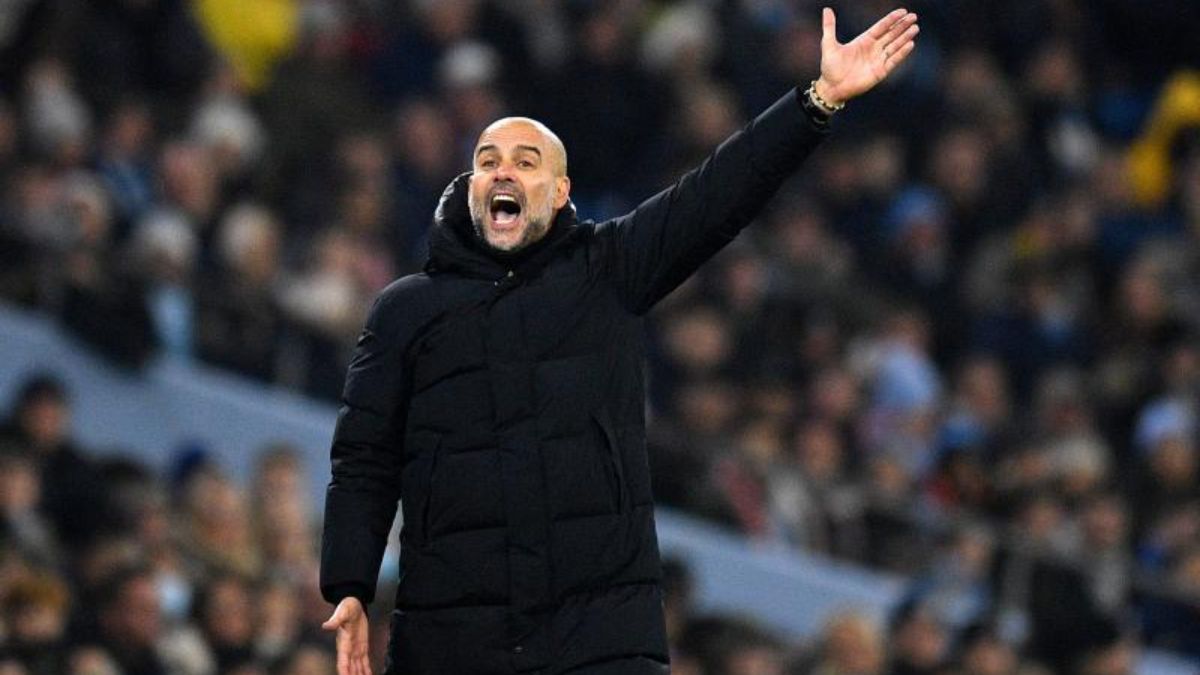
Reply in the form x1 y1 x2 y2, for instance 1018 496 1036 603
321 8 919 674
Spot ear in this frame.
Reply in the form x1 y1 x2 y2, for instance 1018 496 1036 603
553 176 571 209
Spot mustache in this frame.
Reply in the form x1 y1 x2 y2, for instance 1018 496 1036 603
485 181 526 206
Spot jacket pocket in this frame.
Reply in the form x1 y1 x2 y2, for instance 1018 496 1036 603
416 435 441 548
591 412 628 514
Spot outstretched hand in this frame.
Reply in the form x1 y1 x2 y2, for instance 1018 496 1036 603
814 7 919 106
323 597 373 675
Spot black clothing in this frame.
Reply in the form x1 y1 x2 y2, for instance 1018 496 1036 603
320 88 829 674
194 272 284 382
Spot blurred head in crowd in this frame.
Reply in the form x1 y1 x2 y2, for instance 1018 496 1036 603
816 611 886 675
1074 633 1135 675
808 366 861 424
951 356 1011 431
956 623 1019 675
928 126 991 212
158 140 218 223
127 209 197 285
100 99 154 161
794 418 846 485
217 203 281 286
97 565 162 659
663 305 733 377
5 374 70 454
439 41 506 147
1 572 69 651
275 644 335 675
256 579 303 661
677 380 739 440
1081 493 1130 553
181 466 260 577
254 445 315 573
66 646 120 675
1034 368 1092 436
715 246 770 315
1135 397 1197 491
889 604 950 675
395 97 457 183
23 59 91 168
0 450 39 518
468 116 570 252
195 574 256 667
1170 546 1200 596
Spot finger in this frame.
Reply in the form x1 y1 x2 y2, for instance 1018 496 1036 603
885 24 919 55
866 8 909 40
879 14 918 51
323 607 346 631
884 39 917 72
337 645 351 675
821 7 837 48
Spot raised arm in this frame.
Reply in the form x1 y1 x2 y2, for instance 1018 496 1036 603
595 7 918 314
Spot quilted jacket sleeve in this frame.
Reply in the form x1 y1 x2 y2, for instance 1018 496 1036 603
320 283 412 606
594 87 830 314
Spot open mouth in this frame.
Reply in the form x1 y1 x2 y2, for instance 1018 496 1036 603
489 193 523 227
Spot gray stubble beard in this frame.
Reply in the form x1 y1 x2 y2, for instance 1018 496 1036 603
468 188 556 253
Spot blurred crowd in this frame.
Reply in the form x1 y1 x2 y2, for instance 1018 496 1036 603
2 0 1200 673
1 374 339 674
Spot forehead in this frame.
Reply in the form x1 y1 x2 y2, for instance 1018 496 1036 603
474 121 549 154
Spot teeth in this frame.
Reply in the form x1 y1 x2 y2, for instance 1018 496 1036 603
491 194 518 207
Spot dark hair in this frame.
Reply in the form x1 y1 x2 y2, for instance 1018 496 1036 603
13 372 68 411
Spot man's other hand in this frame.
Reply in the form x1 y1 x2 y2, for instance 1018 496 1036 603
814 7 920 106
323 597 373 675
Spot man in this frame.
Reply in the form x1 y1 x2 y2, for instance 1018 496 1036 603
321 7 919 674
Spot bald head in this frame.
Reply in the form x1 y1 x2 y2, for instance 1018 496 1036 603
476 117 568 177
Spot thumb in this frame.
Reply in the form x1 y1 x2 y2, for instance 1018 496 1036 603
322 607 345 631
822 7 837 48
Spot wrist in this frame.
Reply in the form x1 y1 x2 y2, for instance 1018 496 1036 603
806 78 845 117
811 77 840 105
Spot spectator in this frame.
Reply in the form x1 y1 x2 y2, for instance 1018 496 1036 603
0 572 70 675
194 203 286 381
888 603 950 675
93 565 168 675
0 375 107 549
0 450 58 568
177 466 261 579
806 611 886 675
194 574 257 672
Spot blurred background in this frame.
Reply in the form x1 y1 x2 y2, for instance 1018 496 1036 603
2 0 1200 673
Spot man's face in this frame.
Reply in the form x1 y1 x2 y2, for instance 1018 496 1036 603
469 119 569 252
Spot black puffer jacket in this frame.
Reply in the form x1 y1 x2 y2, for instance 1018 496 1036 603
320 88 829 674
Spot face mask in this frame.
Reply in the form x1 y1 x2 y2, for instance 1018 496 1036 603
156 572 192 622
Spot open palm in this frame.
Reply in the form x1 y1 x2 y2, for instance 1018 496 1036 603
816 7 919 105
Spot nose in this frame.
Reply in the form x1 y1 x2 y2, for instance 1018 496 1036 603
494 160 517 181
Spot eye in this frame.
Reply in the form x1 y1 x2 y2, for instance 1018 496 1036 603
518 160 535 169
479 158 497 169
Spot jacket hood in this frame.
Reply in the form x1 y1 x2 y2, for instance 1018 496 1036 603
425 172 581 279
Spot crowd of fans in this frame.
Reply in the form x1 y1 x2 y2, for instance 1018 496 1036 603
2 0 1200 673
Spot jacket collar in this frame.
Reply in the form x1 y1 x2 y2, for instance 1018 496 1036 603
425 172 581 280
